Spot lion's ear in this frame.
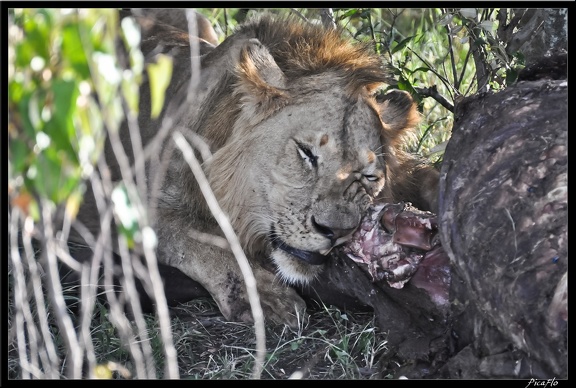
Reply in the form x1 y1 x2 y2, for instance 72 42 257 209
235 38 288 113
376 90 420 142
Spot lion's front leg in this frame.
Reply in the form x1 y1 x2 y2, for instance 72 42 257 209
157 225 306 328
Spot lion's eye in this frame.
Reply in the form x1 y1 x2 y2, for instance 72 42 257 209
363 174 380 182
296 143 318 168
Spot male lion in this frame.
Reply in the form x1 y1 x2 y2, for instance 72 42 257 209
73 11 439 327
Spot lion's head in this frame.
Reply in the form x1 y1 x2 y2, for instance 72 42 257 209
166 16 425 285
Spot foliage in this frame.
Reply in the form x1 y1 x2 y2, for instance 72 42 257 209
7 7 548 380
8 8 178 380
10 9 121 216
197 8 532 161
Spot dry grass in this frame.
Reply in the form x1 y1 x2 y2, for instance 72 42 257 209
171 299 391 379
7 285 393 380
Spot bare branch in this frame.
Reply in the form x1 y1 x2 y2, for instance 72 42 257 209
319 8 336 29
444 24 459 90
39 201 83 378
173 131 267 380
415 86 454 112
506 9 544 55
289 8 310 24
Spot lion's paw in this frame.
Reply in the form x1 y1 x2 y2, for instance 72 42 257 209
257 283 308 329
217 268 307 329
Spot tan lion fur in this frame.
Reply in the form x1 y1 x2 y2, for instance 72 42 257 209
74 11 439 327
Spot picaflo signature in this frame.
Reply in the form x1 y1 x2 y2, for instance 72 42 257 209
525 378 558 388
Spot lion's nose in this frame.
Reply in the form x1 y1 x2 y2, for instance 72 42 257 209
311 216 357 246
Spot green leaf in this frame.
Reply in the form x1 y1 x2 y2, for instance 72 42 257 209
506 68 518 86
57 172 82 205
147 54 173 119
51 79 78 128
408 66 431 76
8 79 25 104
62 23 91 78
514 51 526 65
44 79 80 164
22 12 51 61
122 73 140 118
111 184 141 247
478 20 494 33
19 92 40 137
437 13 453 26
9 137 31 175
459 8 477 19
15 40 36 68
391 36 414 55
338 9 359 20
397 77 421 104
353 24 371 39
474 37 487 46
359 9 371 19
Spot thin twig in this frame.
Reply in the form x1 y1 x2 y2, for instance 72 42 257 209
414 86 454 112
319 8 336 30
173 131 267 380
407 46 459 97
289 8 310 24
445 24 459 90
39 200 83 378
457 43 473 94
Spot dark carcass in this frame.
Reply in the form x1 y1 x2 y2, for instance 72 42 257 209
301 61 567 379
436 75 567 378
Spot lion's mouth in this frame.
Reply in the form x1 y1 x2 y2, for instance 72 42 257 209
269 228 328 265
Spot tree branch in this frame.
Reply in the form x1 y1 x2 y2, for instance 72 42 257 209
415 85 454 112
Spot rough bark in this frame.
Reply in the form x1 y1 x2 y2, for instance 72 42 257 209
513 8 567 67
436 74 567 379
